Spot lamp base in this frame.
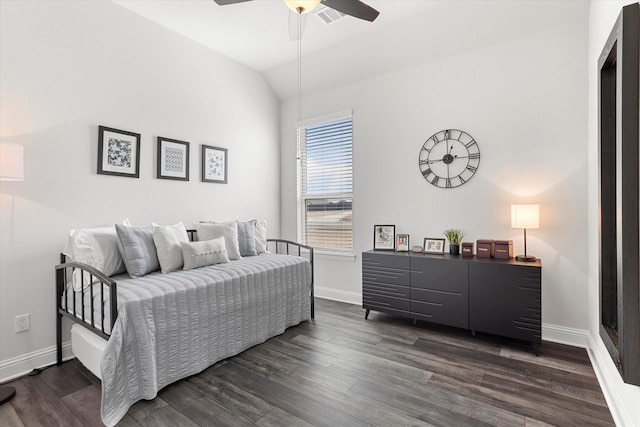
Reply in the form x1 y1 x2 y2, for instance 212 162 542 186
515 254 537 262
0 386 16 405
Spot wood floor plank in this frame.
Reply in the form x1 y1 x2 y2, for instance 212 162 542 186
0 401 25 427
256 407 316 427
209 361 371 427
60 384 103 426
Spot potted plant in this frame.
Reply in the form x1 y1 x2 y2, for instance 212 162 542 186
443 229 466 255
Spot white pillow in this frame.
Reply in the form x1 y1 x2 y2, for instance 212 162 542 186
152 222 189 274
195 222 242 260
253 219 268 254
63 219 131 291
181 237 229 270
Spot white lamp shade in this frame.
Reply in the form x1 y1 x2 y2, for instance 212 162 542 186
0 141 24 181
511 204 539 229
285 0 321 14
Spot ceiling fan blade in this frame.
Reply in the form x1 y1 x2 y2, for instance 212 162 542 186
321 0 379 22
288 11 308 41
212 0 253 5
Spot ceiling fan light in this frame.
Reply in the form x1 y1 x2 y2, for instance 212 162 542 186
284 0 321 14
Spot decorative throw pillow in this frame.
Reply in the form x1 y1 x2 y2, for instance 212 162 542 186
253 219 268 254
181 237 229 270
195 222 242 260
115 224 160 278
237 221 257 257
152 222 189 274
63 219 131 291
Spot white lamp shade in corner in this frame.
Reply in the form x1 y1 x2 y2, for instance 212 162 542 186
0 141 24 181
511 204 539 229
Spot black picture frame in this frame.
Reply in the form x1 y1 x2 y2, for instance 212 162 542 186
396 234 409 252
97 126 140 178
157 137 190 181
201 145 228 184
423 238 445 254
373 225 395 250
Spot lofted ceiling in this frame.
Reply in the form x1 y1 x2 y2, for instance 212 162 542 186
112 0 589 101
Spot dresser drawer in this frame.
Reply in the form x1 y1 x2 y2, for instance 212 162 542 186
410 289 468 329
410 256 467 293
363 293 411 312
363 282 410 299
363 252 411 287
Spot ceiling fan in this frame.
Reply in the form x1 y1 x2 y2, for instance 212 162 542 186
212 0 380 23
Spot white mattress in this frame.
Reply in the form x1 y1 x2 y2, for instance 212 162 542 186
71 323 107 379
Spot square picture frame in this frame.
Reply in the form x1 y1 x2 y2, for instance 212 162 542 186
423 237 445 254
97 125 140 178
396 234 410 252
374 225 396 250
157 137 190 181
202 145 228 184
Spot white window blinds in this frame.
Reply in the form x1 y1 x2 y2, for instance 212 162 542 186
298 113 353 251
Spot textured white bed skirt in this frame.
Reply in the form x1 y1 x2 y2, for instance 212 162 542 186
71 323 107 380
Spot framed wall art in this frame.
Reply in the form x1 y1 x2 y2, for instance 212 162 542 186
423 238 445 254
202 145 228 184
396 234 409 252
97 126 140 178
373 225 395 250
157 137 190 181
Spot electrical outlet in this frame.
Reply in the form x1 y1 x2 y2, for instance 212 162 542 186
15 313 30 333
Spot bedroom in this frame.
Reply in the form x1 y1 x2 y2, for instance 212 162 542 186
0 0 638 425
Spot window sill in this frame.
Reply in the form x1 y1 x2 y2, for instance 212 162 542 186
314 250 357 262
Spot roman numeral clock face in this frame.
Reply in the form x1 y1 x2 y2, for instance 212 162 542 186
418 129 480 188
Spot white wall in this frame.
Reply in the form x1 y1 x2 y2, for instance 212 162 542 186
587 2 640 426
281 2 590 334
0 0 280 379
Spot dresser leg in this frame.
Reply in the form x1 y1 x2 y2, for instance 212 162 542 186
533 341 540 356
471 330 476 337
365 309 370 319
413 318 417 325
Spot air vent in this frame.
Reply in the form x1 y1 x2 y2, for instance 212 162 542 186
314 6 346 24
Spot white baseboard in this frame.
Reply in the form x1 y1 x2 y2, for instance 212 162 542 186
587 333 634 427
0 341 74 383
314 287 361 305
541 323 590 348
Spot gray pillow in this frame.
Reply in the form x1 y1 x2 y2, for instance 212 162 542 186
115 224 160 278
181 237 229 270
237 221 257 257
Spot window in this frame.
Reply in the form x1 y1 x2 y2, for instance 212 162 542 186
297 111 353 252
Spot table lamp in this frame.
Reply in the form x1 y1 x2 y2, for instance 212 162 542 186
511 204 539 262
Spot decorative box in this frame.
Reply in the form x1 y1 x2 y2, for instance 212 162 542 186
476 239 494 258
461 242 474 257
494 240 513 259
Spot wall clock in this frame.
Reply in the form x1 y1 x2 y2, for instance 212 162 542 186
418 129 480 188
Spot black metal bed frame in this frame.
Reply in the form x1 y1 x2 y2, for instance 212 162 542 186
55 234 314 366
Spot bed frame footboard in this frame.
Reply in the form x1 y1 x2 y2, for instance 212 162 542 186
267 239 315 319
55 254 116 365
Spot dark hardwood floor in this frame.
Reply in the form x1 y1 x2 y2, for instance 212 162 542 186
0 299 614 426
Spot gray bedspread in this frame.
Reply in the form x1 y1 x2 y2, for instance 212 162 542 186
100 253 312 426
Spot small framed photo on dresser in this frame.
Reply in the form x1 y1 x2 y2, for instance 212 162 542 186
374 225 395 250
396 234 409 252
423 237 445 254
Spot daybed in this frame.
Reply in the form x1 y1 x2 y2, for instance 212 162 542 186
55 224 313 427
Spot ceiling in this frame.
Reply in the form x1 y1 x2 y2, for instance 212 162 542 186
113 0 440 72
112 0 589 101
